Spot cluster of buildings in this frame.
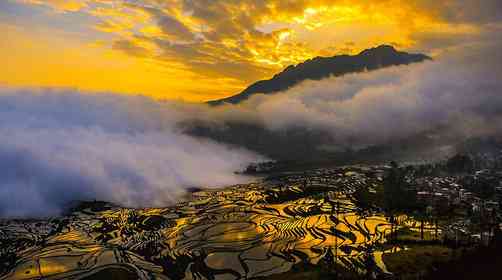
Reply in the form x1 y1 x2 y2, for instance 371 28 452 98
268 165 385 195
262 161 502 246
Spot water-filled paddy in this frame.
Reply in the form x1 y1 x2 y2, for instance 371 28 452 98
1 176 428 280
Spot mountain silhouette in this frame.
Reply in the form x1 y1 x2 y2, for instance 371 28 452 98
207 45 430 105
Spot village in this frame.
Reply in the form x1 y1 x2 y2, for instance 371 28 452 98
260 153 502 247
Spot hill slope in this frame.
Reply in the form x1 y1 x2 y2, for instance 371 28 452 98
208 45 430 105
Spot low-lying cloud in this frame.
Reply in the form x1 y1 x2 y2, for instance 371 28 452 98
2 40 501 217
0 89 262 217
202 40 502 150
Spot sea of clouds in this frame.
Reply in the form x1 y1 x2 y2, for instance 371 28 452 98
1 40 501 217
0 89 262 217
207 41 502 148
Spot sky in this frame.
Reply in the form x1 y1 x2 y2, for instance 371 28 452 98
2 0 500 102
1 1 502 217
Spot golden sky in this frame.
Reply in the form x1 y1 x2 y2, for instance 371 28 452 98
1 0 498 102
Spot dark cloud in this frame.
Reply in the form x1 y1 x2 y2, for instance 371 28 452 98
410 32 475 52
142 5 195 41
112 39 150 57
151 37 275 83
415 0 502 24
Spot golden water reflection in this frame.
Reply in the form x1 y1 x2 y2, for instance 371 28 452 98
1 182 424 280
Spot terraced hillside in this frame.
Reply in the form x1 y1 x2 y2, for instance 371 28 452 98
1 168 428 280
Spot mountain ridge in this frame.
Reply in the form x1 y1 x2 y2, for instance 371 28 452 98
207 45 431 105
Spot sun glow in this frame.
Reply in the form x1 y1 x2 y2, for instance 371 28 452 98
2 0 484 101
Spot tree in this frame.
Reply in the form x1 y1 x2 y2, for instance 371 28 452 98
383 161 419 240
446 154 474 173
384 161 403 240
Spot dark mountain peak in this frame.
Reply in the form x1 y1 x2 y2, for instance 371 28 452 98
359 44 397 55
208 45 430 105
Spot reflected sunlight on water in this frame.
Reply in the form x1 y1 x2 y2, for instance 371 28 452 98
1 171 428 280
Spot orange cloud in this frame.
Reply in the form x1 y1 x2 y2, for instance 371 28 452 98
7 0 496 101
17 0 90 12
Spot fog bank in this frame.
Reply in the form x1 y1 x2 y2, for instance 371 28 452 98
0 89 261 217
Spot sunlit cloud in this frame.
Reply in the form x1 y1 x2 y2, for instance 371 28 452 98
17 0 89 12
5 0 501 101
